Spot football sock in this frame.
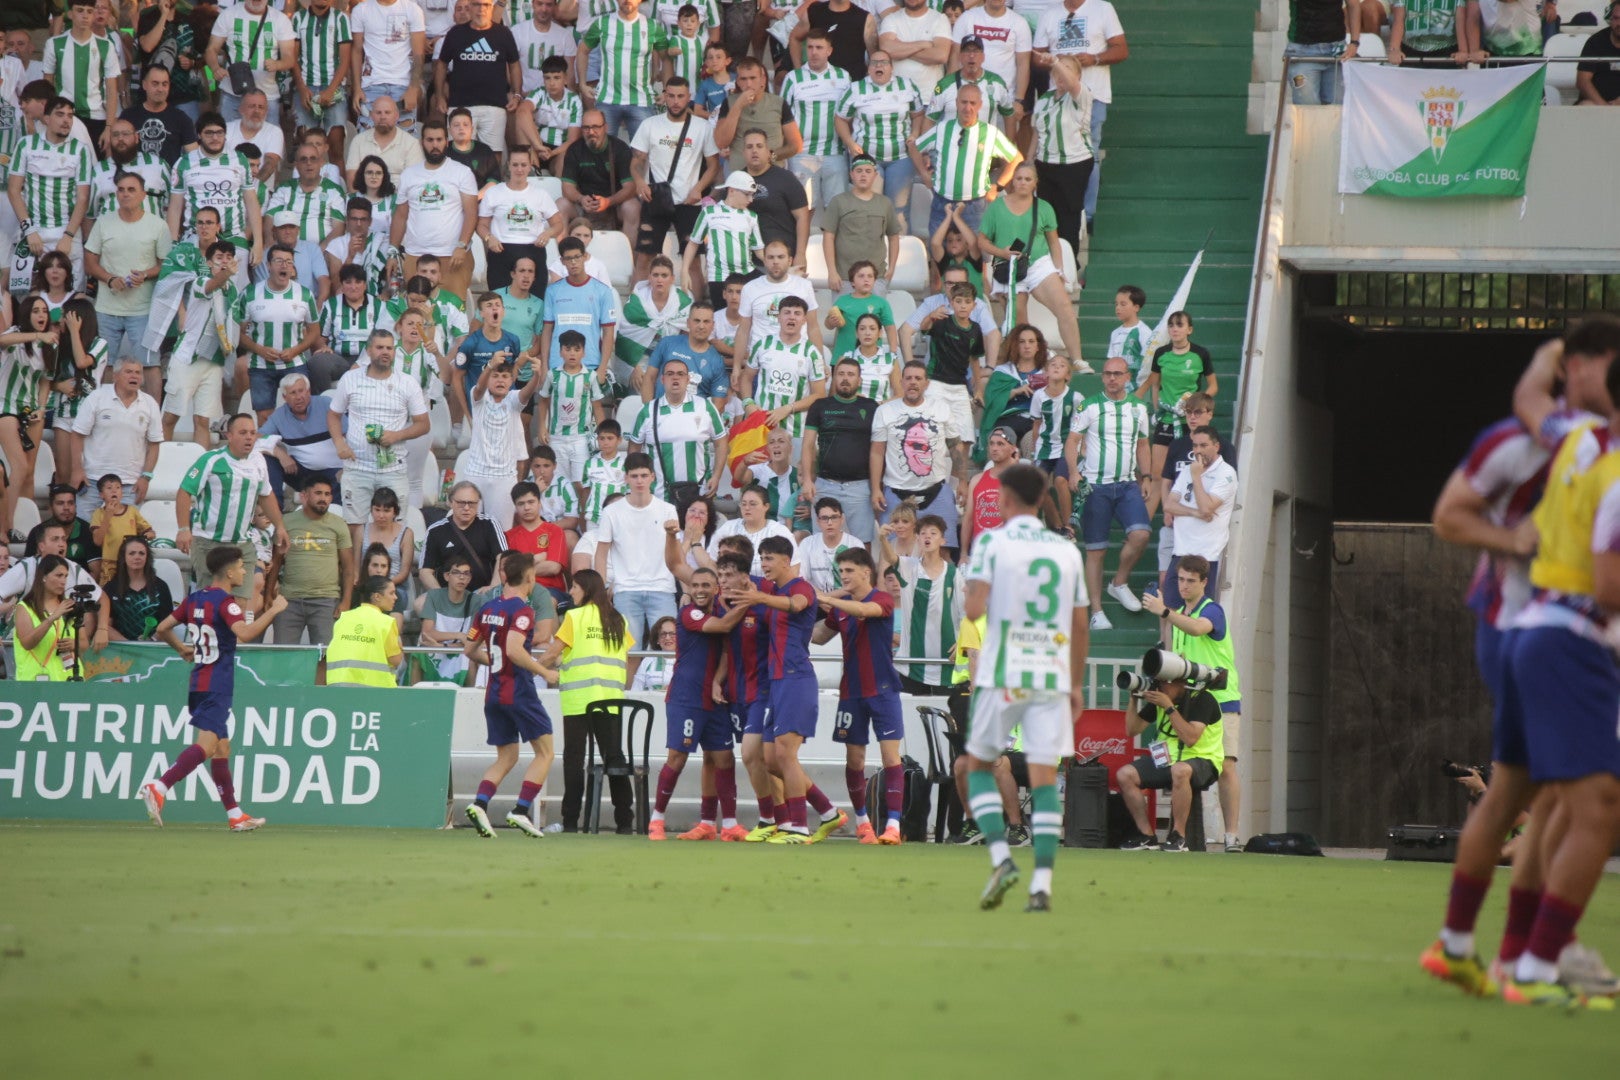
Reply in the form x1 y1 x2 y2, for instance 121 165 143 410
210 757 239 814
805 783 836 819
1031 868 1053 895
474 780 497 809
845 767 867 823
700 796 718 823
715 766 737 821
757 796 775 826
1497 886 1541 964
786 796 809 833
1519 893 1584 980
883 764 904 827
1031 784 1060 875
1440 870 1491 957
158 744 207 791
655 764 681 814
515 781 542 815
967 770 1009 868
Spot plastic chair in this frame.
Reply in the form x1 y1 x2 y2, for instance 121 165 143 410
887 288 917 327
32 439 55 499
890 235 930 296
140 500 181 541
10 496 40 551
1543 33 1585 105
589 231 636 295
806 240 830 290
1056 239 1081 302
582 698 656 834
152 557 186 604
147 442 206 501
535 176 564 203
916 704 963 843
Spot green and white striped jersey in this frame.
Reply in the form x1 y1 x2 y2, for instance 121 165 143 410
0 126 19 188
582 14 670 107
42 32 122 120
746 462 800 524
835 76 924 164
180 446 273 544
170 150 256 242
928 71 1014 124
1031 85 1095 166
232 282 317 369
646 0 720 35
266 179 348 243
89 152 171 218
668 29 706 84
1399 0 1460 51
913 120 1020 202
394 344 441 398
896 558 962 687
616 282 692 367
688 203 761 284
12 135 92 231
581 449 627 524
1028 384 1079 462
838 344 899 403
0 343 47 413
782 64 852 157
324 232 398 297
746 334 827 438
526 86 584 146
1072 392 1149 485
628 395 725 494
292 8 352 90
48 338 107 425
320 295 387 359
540 476 581 522
538 365 604 437
963 515 1087 693
512 19 578 94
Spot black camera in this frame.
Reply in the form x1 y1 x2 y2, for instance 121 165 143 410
68 583 98 618
1441 759 1493 786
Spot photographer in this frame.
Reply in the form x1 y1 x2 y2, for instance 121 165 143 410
1115 662 1225 852
0 521 103 648
12 555 82 682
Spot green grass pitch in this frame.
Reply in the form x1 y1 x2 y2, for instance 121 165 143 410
1 823 1614 1078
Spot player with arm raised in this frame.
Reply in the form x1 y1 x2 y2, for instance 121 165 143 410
713 546 790 840
461 551 557 839
140 544 287 831
962 463 1088 912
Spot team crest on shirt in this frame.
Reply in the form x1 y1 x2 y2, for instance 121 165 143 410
420 181 446 206
507 203 535 226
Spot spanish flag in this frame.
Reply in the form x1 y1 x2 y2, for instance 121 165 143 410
728 409 773 466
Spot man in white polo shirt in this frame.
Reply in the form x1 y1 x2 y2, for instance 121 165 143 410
71 358 164 521
325 327 432 540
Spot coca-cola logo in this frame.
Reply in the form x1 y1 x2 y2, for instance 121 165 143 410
1077 736 1128 756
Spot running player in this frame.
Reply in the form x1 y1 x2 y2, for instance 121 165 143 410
650 567 747 840
726 535 848 843
141 545 286 830
962 463 1088 911
462 551 556 839
814 547 907 845
713 547 787 840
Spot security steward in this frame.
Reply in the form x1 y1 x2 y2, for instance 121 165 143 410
1114 669 1224 852
325 576 403 687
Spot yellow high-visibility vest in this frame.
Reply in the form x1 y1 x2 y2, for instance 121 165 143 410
557 603 633 716
326 603 400 687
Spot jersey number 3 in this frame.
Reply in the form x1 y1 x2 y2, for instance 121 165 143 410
1025 557 1061 622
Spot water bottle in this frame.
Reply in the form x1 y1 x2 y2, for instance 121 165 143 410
440 468 456 502
543 822 563 834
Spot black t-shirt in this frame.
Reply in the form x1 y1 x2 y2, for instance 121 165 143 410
1136 687 1223 753
1288 0 1348 44
25 517 98 571
808 1 870 80
440 23 520 108
447 139 503 189
1160 431 1238 484
121 103 197 166
1580 29 1620 103
927 315 984 389
422 515 509 588
743 164 808 252
562 136 634 199
107 576 176 640
804 393 879 482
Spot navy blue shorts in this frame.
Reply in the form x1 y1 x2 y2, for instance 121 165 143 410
249 365 311 413
1475 621 1508 707
668 700 732 752
1080 480 1150 549
485 699 553 746
765 676 819 741
730 698 768 741
187 689 233 737
1035 458 1070 480
1499 627 1620 782
832 693 905 746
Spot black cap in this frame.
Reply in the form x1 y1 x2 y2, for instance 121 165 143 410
959 34 986 51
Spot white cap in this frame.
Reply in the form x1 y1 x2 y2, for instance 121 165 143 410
720 171 757 194
271 210 301 228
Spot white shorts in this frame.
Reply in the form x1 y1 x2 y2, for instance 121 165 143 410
1222 708 1240 759
989 254 1061 298
550 433 590 484
164 360 226 421
923 381 976 445
464 470 516 532
966 687 1075 768
466 104 508 152
342 467 410 525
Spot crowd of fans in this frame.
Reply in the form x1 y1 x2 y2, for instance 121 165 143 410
0 0 1240 697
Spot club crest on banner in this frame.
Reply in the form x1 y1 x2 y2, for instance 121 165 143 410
1419 85 1464 164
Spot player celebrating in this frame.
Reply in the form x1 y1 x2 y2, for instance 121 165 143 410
814 547 907 845
462 551 556 839
962 463 1089 912
650 567 748 840
141 545 286 831
713 548 787 841
725 535 848 844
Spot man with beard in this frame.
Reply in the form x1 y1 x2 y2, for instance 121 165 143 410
87 119 172 224
120 64 198 166
392 119 479 303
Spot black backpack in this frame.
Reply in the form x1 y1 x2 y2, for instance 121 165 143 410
863 756 934 842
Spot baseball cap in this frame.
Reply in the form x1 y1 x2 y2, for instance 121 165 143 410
720 170 757 194
271 210 301 228
990 425 1018 445
959 35 986 51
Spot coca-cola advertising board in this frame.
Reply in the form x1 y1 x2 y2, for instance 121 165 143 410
1073 709 1145 792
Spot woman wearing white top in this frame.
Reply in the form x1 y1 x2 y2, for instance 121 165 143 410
707 485 794 574
630 617 677 691
0 294 54 542
478 154 566 292
352 156 400 242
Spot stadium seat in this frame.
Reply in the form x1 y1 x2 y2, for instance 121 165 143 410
11 496 40 548
814 288 835 326
470 235 488 295
891 235 929 296
535 176 564 203
590 231 635 294
582 698 656 834
615 393 645 433
32 439 55 499
1025 297 1068 357
147 442 206 502
418 445 444 508
1355 35 1386 60
429 395 454 451
1544 33 1585 105
806 239 830 290
887 288 918 327
152 557 186 604
141 500 181 541
403 505 427 557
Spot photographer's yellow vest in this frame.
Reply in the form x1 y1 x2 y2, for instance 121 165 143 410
1170 597 1240 706
557 604 632 716
325 604 398 688
13 602 67 682
1152 689 1224 773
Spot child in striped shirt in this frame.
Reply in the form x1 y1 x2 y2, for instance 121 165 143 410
580 420 629 527
1026 353 1079 527
536 329 605 483
682 177 763 308
664 6 708 85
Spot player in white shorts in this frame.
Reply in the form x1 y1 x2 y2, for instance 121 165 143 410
961 462 1088 914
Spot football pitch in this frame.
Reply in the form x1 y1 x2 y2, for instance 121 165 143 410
2 823 1614 1078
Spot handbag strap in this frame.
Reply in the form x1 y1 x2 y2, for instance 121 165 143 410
662 112 694 186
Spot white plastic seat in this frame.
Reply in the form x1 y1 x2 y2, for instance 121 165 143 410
806 240 830 290
1355 35 1386 60
1543 33 1585 105
615 393 646 435
1056 239 1081 302
429 395 454 452
140 500 181 541
590 230 636 295
535 175 564 203
32 439 55 499
12 496 41 541
147 442 206 501
153 557 186 604
470 234 488 295
419 445 445 508
887 288 918 327
891 235 930 297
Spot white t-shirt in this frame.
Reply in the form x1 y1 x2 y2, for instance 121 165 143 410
72 386 163 485
708 518 795 575
795 531 866 593
397 159 479 256
511 20 578 94
466 389 527 473
737 273 817 350
629 112 718 205
213 3 297 99
479 181 559 245
1033 0 1125 104
1169 456 1238 561
226 119 284 165
596 495 678 592
351 0 429 87
872 394 958 490
0 557 102 604
880 9 952 100
951 10 1033 90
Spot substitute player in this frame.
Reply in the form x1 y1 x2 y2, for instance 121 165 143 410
650 567 749 841
141 545 286 831
814 547 907 845
462 551 556 839
962 463 1088 912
